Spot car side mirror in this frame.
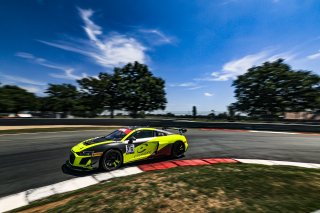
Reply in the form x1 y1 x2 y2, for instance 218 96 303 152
128 136 136 144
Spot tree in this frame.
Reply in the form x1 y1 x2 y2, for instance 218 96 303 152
232 59 320 118
0 85 40 113
192 106 197 117
45 84 79 116
77 73 122 118
216 112 228 119
227 104 235 118
116 62 167 117
207 110 216 119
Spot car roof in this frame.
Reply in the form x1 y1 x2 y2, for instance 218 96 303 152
126 127 169 132
133 127 156 131
133 127 173 134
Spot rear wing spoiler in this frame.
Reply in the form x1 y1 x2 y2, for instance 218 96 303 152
162 127 187 135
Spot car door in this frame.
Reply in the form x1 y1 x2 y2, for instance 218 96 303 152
124 130 159 162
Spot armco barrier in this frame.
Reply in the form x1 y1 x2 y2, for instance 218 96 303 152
0 118 320 133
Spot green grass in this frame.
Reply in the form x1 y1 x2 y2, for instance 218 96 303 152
0 127 118 134
14 164 320 213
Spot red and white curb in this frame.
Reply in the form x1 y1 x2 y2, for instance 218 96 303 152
1 158 320 213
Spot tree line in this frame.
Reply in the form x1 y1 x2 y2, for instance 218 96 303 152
0 62 167 118
230 59 320 119
1 59 319 120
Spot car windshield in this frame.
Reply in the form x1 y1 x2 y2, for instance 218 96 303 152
103 130 128 141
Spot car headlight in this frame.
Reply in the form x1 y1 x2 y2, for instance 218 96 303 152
76 151 103 157
77 151 94 156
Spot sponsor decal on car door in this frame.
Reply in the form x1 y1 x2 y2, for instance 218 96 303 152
123 130 160 163
123 137 158 162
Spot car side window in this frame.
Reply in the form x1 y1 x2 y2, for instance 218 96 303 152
155 131 167 137
131 130 154 139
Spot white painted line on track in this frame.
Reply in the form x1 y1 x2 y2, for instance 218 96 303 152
202 128 320 136
236 159 320 168
0 166 143 213
122 166 144 175
234 159 275 165
93 172 115 182
0 192 28 213
310 164 320 169
27 185 56 202
53 176 99 194
248 130 299 135
110 167 141 177
270 160 320 168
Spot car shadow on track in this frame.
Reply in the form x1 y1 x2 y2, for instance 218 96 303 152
61 155 185 177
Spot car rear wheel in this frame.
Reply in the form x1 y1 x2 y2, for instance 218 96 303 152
171 141 185 158
101 149 123 171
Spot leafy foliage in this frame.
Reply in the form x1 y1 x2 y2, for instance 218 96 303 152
44 84 79 116
77 72 122 117
114 61 167 117
0 85 40 113
232 59 320 118
0 62 166 117
78 61 166 117
192 106 197 117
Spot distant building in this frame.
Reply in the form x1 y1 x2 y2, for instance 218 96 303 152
285 112 320 120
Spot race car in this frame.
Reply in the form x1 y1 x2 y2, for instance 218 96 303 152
66 127 188 171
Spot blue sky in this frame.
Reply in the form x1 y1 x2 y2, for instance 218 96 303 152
1 0 320 113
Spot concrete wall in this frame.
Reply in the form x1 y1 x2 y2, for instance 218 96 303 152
0 118 320 133
285 112 320 120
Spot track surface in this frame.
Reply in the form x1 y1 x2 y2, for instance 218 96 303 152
1 129 320 197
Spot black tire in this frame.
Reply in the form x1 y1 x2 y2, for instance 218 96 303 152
171 141 185 158
101 149 123 171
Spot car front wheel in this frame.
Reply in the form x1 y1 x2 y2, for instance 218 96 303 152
101 149 123 171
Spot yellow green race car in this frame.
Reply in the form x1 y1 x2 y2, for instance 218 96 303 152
66 127 188 171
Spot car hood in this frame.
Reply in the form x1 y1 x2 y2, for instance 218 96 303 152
72 137 116 152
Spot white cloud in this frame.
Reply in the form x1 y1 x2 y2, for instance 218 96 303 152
187 86 204 90
78 8 102 42
169 82 204 90
204 92 214 97
170 82 197 87
221 0 238 6
16 52 87 80
40 8 148 69
307 51 320 60
0 72 46 94
16 52 68 71
20 85 43 93
15 52 34 59
0 73 46 86
197 50 295 81
49 68 87 80
139 29 174 45
218 51 269 81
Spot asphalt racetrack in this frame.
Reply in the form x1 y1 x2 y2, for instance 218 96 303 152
1 129 320 197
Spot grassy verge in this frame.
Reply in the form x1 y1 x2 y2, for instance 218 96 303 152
14 164 320 213
0 127 119 134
